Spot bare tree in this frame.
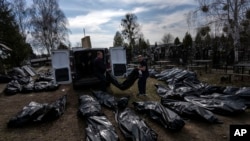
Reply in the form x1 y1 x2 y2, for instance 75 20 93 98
162 33 174 44
28 0 70 55
120 13 141 62
189 0 250 62
10 0 28 38
121 13 141 51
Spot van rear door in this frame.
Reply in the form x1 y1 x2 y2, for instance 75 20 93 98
51 50 72 84
109 47 127 77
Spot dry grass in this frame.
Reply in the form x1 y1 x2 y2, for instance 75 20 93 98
109 77 165 106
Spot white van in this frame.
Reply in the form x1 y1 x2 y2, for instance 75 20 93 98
51 47 126 89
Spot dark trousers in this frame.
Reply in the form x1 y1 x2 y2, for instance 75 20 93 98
96 73 107 92
138 75 148 94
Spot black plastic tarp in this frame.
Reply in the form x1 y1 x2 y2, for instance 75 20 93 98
223 86 240 95
16 76 31 85
91 91 129 111
161 99 220 123
106 68 139 90
42 95 67 121
199 92 250 109
3 67 59 95
133 101 185 131
86 116 119 141
21 82 34 93
154 84 200 100
154 68 249 116
201 85 226 95
11 67 27 77
8 95 67 127
115 108 158 141
8 101 48 127
33 81 49 92
78 95 119 141
184 95 247 115
154 84 170 97
78 95 102 118
33 81 59 92
235 87 250 98
156 68 184 81
167 70 197 85
91 91 118 110
4 80 22 95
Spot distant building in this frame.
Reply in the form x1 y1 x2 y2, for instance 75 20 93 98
81 36 92 48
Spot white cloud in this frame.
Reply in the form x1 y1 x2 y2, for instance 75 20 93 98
67 6 151 47
142 9 193 44
68 10 123 31
68 6 149 31
100 0 196 7
63 0 197 47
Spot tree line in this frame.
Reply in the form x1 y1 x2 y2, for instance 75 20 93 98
114 0 250 64
0 0 69 71
1 0 250 72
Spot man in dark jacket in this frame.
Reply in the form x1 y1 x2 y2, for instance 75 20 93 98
94 51 107 91
137 55 149 96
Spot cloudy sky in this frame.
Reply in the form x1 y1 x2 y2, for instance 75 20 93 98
58 0 198 47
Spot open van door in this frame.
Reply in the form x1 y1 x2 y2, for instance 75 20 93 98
109 46 127 77
51 50 72 84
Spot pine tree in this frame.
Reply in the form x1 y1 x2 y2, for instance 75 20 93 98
0 0 32 68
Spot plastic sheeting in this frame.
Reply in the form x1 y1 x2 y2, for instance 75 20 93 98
133 101 185 131
91 91 118 110
154 68 249 117
154 84 200 100
91 91 157 140
184 95 247 115
21 82 34 93
8 95 67 127
115 108 158 141
223 86 240 95
155 68 196 86
78 95 102 118
3 67 59 95
235 87 250 98
4 80 22 95
42 95 67 121
86 116 119 141
91 91 129 111
106 68 139 90
161 99 220 123
4 80 59 95
77 95 119 141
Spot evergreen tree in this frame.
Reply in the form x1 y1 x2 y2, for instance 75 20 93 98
182 32 193 48
174 37 181 45
113 31 124 47
182 32 193 64
0 0 32 68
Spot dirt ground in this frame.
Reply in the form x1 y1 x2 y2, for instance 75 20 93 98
0 70 250 141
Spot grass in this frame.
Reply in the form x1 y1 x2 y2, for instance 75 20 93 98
109 77 165 106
